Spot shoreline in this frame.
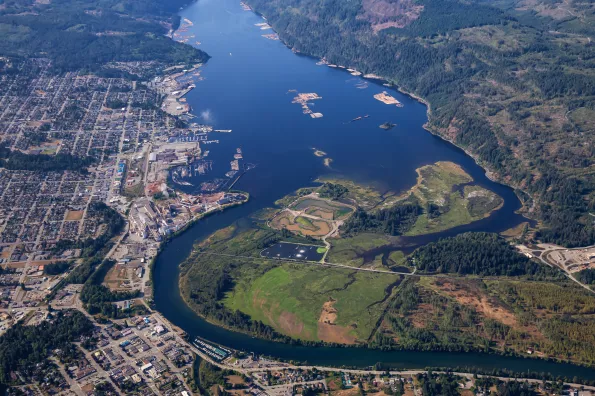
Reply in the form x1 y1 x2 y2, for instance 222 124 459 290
143 296 595 388
250 12 535 223
148 193 249 297
175 270 595 377
144 2 595 382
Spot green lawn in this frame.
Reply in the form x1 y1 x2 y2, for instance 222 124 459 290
327 233 396 267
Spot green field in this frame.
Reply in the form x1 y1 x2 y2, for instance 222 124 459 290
223 265 398 343
180 221 398 345
179 199 595 365
326 233 398 268
405 162 503 236
387 250 412 271
334 207 353 219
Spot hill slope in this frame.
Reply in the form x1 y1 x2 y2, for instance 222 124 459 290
245 0 595 247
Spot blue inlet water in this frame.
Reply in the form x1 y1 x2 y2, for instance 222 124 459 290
153 0 595 378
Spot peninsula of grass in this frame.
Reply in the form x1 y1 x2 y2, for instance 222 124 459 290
404 162 503 236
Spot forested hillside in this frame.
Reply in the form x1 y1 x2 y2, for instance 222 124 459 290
245 0 595 247
0 0 209 74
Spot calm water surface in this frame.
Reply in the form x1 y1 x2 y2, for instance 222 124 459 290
153 0 595 378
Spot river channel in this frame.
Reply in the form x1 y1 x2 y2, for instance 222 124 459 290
153 0 595 379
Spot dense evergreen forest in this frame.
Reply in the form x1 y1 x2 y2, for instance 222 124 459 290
43 261 71 275
410 233 539 276
342 203 422 236
244 0 595 247
0 146 95 172
0 0 209 73
318 183 349 200
575 269 595 285
415 372 462 396
188 356 234 394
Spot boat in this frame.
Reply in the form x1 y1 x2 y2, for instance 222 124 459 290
379 122 396 130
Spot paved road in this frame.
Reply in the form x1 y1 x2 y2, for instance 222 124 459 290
269 192 356 264
265 379 327 396
152 306 595 396
196 251 413 275
80 349 123 396
187 339 595 395
529 245 595 294
52 357 86 396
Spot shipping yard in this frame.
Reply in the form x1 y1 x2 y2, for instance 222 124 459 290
0 49 253 394
0 41 250 343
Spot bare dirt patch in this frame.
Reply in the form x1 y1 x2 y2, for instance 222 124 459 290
317 321 357 344
307 208 335 220
408 303 434 328
103 264 137 291
433 280 518 327
429 279 544 341
278 311 308 338
359 0 424 32
280 216 331 237
65 210 84 221
332 387 363 396
319 298 338 324
317 298 357 344
226 375 245 386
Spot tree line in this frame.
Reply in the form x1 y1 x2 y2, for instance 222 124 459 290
342 202 422 236
410 232 544 277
